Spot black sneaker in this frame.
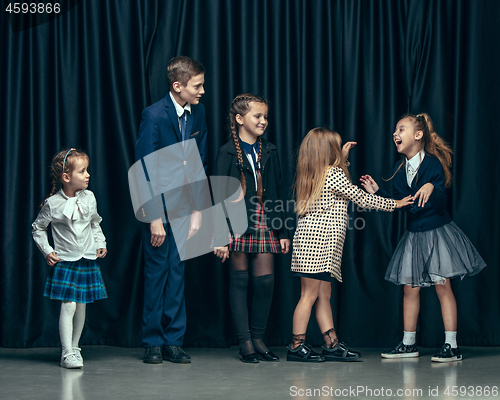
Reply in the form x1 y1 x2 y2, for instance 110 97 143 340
431 344 462 362
322 342 361 361
381 341 419 359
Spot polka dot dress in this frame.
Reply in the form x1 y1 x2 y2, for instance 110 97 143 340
291 167 396 282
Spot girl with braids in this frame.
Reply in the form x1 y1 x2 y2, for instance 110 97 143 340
361 113 486 362
213 94 291 363
288 128 412 362
32 148 107 369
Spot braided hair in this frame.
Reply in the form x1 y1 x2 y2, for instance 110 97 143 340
40 148 89 207
228 94 268 204
387 113 453 187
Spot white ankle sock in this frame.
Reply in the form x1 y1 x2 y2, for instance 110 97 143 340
402 331 416 346
445 331 457 348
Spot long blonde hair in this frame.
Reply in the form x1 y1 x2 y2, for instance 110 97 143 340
294 128 350 216
387 113 453 187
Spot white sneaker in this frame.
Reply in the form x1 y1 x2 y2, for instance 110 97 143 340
72 347 83 363
60 352 83 369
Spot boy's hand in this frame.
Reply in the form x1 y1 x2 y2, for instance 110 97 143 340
46 252 61 266
214 246 229 262
187 210 202 240
413 183 434 207
395 195 414 209
97 248 107 258
150 218 166 247
280 239 291 254
360 175 379 194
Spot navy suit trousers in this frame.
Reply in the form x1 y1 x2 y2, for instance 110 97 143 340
141 222 186 347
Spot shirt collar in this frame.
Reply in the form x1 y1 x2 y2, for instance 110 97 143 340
169 91 192 118
406 149 425 171
59 188 85 199
239 138 260 155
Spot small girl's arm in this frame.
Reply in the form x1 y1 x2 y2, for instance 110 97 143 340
89 193 107 255
32 201 56 260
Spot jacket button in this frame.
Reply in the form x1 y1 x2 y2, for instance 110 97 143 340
183 161 187 165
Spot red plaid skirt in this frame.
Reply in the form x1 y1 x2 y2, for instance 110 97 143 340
228 203 281 253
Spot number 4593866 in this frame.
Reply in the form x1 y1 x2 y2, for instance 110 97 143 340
444 386 498 397
5 3 61 13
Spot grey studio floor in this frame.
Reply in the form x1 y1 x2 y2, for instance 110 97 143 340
1 346 500 400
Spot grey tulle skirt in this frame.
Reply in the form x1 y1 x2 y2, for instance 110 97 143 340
385 222 486 287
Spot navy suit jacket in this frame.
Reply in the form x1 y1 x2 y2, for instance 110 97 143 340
135 93 208 223
377 154 451 232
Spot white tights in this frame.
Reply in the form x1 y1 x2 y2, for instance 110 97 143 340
59 301 86 356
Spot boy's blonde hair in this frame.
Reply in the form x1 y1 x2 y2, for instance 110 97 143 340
167 56 205 88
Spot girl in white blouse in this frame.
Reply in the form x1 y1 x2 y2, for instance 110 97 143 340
32 148 107 369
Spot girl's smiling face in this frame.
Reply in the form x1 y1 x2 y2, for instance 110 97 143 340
393 117 424 159
236 102 268 143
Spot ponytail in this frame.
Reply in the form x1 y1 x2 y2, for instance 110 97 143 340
419 113 453 188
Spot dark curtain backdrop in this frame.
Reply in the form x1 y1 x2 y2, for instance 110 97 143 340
1 0 499 349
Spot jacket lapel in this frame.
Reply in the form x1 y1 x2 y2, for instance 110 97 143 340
163 95 182 142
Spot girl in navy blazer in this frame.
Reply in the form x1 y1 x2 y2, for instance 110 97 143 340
361 113 486 363
213 94 291 363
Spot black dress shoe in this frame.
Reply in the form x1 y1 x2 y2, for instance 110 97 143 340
163 345 191 364
239 351 259 363
286 343 325 362
322 342 361 361
143 346 163 364
256 349 279 362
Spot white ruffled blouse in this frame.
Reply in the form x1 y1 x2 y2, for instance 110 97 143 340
32 189 106 261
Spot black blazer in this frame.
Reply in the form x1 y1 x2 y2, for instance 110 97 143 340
212 138 290 242
377 154 451 232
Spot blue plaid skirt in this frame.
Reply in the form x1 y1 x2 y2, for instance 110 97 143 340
44 258 107 303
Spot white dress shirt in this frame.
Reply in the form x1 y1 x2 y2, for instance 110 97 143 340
245 149 260 187
32 189 106 261
406 149 425 186
169 91 191 131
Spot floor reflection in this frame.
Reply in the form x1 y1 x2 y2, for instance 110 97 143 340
60 368 85 400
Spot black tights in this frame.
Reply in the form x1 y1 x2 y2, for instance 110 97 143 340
229 252 274 356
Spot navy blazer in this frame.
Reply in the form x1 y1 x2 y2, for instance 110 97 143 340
213 138 290 242
135 93 208 222
377 154 451 232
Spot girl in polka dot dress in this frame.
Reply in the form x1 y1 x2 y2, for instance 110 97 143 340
287 128 413 362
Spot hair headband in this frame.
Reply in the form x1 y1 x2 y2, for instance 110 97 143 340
62 148 75 173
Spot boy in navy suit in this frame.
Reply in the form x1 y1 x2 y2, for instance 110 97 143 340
135 56 207 363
